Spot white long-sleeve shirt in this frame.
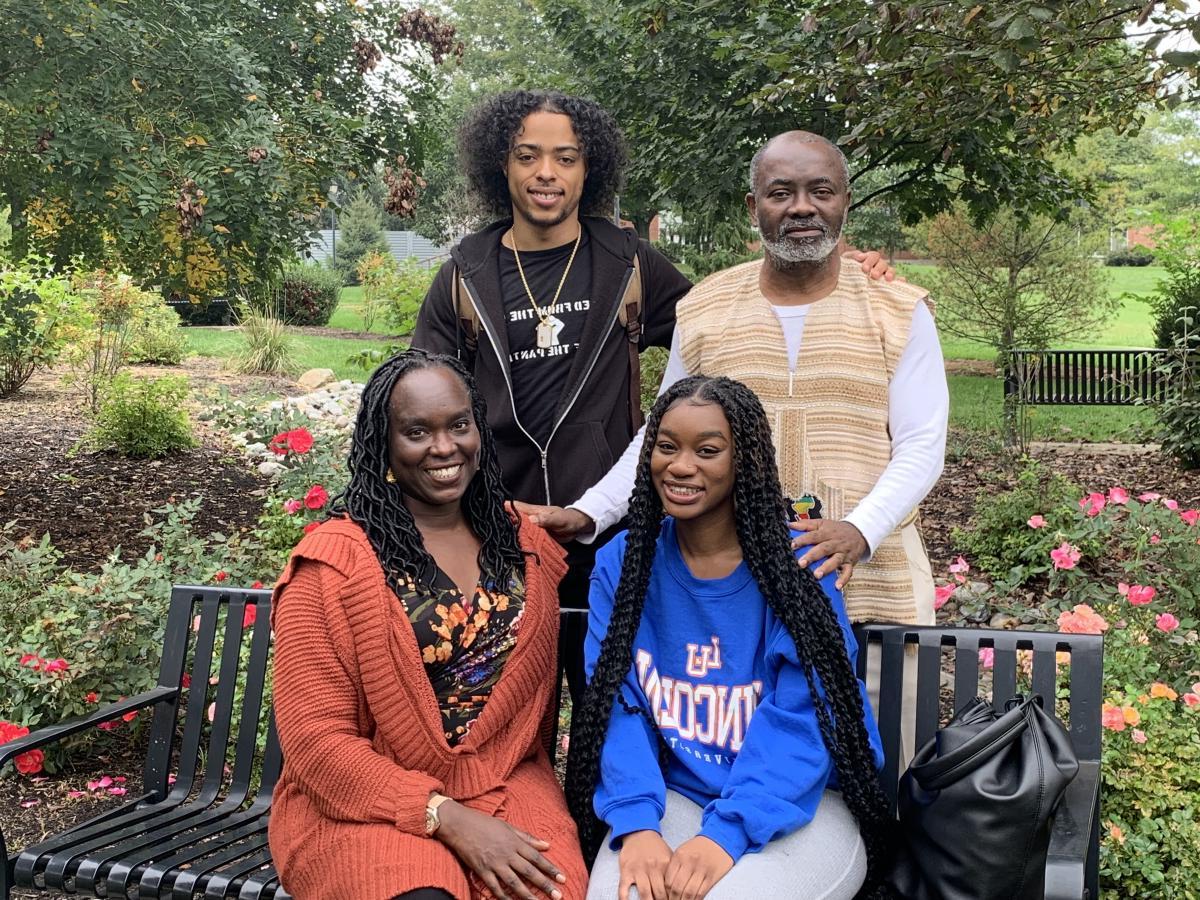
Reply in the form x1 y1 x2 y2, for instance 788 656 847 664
569 300 948 555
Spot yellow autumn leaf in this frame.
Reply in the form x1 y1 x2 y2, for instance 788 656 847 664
131 77 143 93
963 5 983 25
33 33 44 48
246 93 257 101
214 224 230 234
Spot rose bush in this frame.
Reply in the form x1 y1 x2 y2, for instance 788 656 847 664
944 477 1200 895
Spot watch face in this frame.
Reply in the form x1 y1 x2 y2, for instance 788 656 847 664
425 809 437 834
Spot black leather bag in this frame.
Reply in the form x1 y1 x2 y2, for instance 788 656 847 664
889 693 1079 899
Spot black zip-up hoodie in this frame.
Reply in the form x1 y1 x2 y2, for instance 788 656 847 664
412 217 691 542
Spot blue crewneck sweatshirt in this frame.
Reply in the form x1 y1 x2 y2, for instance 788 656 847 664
586 517 884 863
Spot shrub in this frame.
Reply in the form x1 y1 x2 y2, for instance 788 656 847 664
233 311 297 376
128 298 187 364
0 256 80 398
0 500 281 772
356 250 394 331
1106 247 1155 267
381 257 435 335
89 373 196 458
275 263 342 326
1148 319 1200 470
951 458 1081 582
62 270 185 409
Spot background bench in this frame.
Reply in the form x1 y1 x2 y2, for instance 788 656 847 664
1005 348 1169 407
2 588 1102 899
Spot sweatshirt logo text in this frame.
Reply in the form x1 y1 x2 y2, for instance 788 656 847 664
635 649 762 752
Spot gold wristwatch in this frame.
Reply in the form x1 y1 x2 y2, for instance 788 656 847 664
424 793 450 836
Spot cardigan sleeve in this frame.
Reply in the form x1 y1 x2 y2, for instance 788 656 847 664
272 557 444 834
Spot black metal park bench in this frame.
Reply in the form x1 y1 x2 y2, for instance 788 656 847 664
1005 348 1170 407
2 587 1103 899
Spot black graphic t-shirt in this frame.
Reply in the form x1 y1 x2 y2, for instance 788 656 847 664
498 233 594 445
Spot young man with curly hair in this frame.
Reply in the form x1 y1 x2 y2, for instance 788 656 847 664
413 95 892 681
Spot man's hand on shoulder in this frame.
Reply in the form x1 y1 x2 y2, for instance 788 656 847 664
512 502 595 544
790 519 868 590
844 248 901 283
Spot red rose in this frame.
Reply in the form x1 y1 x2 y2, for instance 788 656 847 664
14 748 44 775
251 580 263 589
43 658 69 674
268 431 290 455
19 654 40 670
0 721 29 743
122 710 138 723
242 605 258 628
287 428 314 454
214 571 228 583
85 691 99 703
181 673 191 689
304 484 329 509
303 521 321 534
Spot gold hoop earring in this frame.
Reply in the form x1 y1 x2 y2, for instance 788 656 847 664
386 469 396 483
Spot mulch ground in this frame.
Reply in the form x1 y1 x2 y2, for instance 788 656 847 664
4 356 1200 862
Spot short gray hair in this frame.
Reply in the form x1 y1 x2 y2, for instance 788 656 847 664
748 133 851 194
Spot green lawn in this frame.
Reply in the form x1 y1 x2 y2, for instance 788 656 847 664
324 286 405 335
900 264 1165 362
947 374 1152 442
184 326 398 381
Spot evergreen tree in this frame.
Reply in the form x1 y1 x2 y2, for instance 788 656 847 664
333 191 390 286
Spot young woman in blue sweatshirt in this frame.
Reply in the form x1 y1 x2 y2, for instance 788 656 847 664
565 376 893 900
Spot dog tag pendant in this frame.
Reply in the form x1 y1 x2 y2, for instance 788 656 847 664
536 315 565 349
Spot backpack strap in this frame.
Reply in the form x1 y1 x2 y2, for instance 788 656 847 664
618 250 644 431
452 264 478 364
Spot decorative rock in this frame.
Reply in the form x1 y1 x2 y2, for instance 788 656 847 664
989 613 1021 630
258 460 285 477
297 368 336 391
245 442 266 455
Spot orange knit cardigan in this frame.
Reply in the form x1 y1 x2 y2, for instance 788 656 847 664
268 515 587 900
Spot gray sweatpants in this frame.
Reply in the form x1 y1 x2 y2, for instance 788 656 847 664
586 790 866 900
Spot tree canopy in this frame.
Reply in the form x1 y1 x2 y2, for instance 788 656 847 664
541 0 1197 231
1 0 459 300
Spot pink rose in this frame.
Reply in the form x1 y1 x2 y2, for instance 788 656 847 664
1079 493 1106 517
282 498 302 515
1163 498 1179 510
1102 704 1126 731
1155 613 1180 633
1050 542 1081 570
1132 729 1147 744
948 555 970 584
1181 509 1200 527
1150 533 1161 545
1108 487 1130 505
1119 583 1158 606
1183 693 1200 709
934 583 957 610
1138 492 1161 502
978 647 995 669
1027 515 1047 529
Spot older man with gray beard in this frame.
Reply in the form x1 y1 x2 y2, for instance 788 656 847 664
530 130 949 760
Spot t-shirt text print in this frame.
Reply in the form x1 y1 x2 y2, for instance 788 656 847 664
498 234 593 444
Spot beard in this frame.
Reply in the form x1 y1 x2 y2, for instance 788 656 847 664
759 214 843 268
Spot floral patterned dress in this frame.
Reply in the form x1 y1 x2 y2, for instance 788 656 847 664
395 568 526 745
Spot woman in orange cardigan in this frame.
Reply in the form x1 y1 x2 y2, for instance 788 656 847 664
270 349 587 900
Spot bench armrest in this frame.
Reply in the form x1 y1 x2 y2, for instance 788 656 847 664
0 687 178 769
1044 760 1100 900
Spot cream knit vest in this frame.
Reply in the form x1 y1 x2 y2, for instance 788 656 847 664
677 257 930 624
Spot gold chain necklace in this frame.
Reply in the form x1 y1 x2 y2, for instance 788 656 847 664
510 227 581 349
